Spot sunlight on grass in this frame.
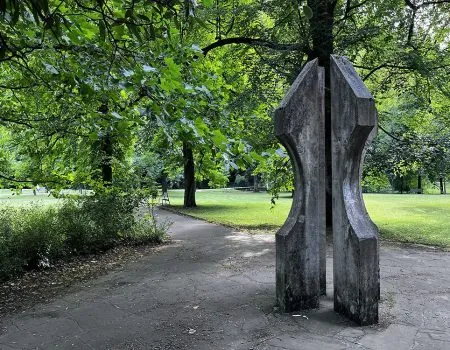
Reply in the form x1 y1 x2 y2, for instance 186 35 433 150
168 189 291 232
364 194 450 248
0 189 61 207
168 189 450 248
2 188 448 248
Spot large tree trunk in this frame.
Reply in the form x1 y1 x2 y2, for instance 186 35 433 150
97 103 113 184
307 0 337 231
183 142 197 207
253 175 259 192
100 132 113 184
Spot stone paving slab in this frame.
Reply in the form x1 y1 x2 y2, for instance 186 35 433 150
0 209 449 349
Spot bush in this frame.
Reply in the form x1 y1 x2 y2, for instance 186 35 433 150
59 188 166 253
362 171 392 193
0 206 65 280
123 212 169 245
0 188 168 282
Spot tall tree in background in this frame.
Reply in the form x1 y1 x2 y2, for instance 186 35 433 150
195 0 450 214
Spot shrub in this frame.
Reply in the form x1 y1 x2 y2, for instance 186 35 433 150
58 188 162 253
0 188 169 282
123 205 170 245
0 206 65 280
362 171 392 193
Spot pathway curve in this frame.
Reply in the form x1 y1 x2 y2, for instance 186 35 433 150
0 209 449 349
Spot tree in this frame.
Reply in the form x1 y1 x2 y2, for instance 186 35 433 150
191 0 450 209
0 0 189 189
1 0 449 206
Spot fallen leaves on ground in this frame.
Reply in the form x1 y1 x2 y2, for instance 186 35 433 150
0 241 169 319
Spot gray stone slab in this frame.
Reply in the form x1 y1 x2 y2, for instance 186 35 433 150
358 324 418 350
331 55 380 325
274 58 326 311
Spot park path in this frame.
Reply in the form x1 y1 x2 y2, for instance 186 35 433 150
0 209 449 350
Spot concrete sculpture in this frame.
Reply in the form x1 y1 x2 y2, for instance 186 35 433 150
274 55 379 325
331 55 379 325
274 59 326 311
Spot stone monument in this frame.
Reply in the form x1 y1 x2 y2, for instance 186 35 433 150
274 59 326 311
274 55 379 325
331 55 379 325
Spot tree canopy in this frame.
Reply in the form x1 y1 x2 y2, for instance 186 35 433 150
0 0 449 204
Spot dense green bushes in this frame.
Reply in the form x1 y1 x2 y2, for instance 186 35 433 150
0 190 168 282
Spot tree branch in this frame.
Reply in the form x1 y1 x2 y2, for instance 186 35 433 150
0 173 61 184
407 8 417 46
378 124 407 143
354 63 412 80
0 83 37 90
421 0 450 6
404 0 418 10
355 61 450 81
0 117 33 127
202 37 306 56
405 0 450 9
337 0 371 23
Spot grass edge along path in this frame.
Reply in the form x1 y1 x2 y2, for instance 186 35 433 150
167 189 450 249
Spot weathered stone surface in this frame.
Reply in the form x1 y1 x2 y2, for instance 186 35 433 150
330 55 380 325
274 59 326 311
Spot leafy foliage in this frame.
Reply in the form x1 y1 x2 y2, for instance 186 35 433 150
0 188 167 282
0 0 450 202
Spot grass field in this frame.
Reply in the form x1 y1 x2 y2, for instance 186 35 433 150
168 189 450 248
1 188 449 248
0 189 61 207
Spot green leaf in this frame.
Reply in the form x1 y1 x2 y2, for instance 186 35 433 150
120 89 128 99
194 17 210 30
194 117 210 136
212 130 227 149
202 0 214 8
236 159 245 168
303 5 313 20
250 151 265 163
79 83 93 96
160 57 183 92
112 24 125 39
116 120 128 133
126 22 141 41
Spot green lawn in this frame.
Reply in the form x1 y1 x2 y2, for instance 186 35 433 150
168 189 450 248
2 188 449 248
0 189 61 207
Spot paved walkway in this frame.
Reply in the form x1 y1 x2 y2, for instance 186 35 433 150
0 210 449 350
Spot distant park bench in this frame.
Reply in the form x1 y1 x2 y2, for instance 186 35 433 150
410 188 423 194
156 186 170 205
